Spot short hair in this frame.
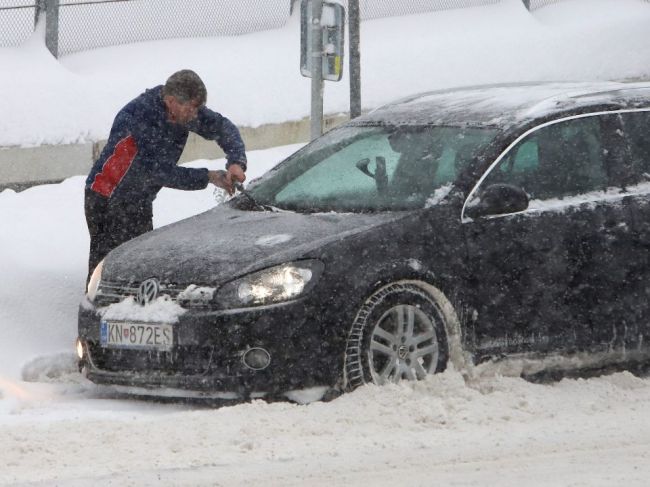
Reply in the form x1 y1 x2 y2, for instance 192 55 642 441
162 69 207 105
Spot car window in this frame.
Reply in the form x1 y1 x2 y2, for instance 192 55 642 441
274 132 400 205
479 116 607 200
249 125 498 212
620 110 650 185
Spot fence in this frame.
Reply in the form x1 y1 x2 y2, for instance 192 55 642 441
0 0 292 56
340 0 500 20
0 0 635 57
0 1 36 47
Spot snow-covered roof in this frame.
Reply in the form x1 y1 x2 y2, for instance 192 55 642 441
357 81 650 128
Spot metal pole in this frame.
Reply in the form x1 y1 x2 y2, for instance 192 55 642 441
349 0 361 119
310 0 324 140
45 0 59 58
34 0 45 28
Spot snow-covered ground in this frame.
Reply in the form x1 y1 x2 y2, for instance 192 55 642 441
4 368 650 486
2 0 650 485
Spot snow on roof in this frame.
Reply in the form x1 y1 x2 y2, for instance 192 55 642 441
359 81 650 128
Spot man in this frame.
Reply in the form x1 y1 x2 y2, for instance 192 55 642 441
84 69 247 284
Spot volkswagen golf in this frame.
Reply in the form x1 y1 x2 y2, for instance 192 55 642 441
78 81 650 401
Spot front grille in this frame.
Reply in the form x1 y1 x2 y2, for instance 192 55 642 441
95 280 215 310
87 341 217 375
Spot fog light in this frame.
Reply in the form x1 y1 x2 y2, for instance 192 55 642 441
242 348 271 370
75 338 84 360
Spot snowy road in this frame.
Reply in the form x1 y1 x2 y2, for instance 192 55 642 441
1 368 650 485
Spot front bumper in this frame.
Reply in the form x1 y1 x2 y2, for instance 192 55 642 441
78 298 345 396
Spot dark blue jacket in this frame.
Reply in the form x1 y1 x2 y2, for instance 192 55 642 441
86 85 247 204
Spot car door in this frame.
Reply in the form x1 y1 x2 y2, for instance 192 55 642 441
462 113 628 360
611 109 650 354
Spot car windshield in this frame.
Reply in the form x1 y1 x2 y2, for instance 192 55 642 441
246 124 498 213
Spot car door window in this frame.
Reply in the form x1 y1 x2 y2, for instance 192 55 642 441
620 110 650 185
479 116 607 201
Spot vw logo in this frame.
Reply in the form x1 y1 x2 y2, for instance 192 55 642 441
136 278 159 306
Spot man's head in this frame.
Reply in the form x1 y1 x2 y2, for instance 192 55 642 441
162 69 207 124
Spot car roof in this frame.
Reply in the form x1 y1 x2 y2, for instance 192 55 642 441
354 81 650 129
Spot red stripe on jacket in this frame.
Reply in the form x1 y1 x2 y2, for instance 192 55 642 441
90 135 138 197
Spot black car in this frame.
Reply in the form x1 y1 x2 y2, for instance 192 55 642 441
78 81 650 401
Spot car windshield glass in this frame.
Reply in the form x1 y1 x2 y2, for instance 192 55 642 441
246 124 498 213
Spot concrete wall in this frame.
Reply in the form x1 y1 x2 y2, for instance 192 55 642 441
0 114 348 191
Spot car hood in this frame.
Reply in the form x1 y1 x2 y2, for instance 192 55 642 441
103 205 404 285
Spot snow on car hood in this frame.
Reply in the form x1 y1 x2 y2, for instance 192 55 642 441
102 205 402 285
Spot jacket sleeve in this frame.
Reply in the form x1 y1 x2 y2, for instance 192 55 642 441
149 162 210 191
188 107 248 171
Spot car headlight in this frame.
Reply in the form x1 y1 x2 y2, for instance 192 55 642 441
216 260 324 308
86 260 104 302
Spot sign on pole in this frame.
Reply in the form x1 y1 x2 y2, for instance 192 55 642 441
300 0 345 81
300 0 345 140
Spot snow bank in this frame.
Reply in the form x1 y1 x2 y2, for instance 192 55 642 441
1 368 650 485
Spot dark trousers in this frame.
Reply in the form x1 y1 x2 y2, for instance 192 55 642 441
85 188 153 285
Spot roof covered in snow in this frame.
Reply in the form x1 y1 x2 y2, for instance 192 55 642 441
357 81 650 128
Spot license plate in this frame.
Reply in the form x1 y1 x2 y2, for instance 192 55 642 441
100 321 173 351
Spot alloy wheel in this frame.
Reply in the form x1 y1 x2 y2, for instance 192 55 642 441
368 304 439 384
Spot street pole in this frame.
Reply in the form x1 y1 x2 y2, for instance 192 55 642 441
349 0 361 119
45 0 60 58
310 0 324 140
34 0 44 28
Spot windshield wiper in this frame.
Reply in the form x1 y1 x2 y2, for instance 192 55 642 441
234 183 279 212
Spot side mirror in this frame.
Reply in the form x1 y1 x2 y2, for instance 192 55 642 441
465 183 529 219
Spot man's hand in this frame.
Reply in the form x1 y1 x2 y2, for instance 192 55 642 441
208 164 246 195
208 170 234 195
227 163 246 185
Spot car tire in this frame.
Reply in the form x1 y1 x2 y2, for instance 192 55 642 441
344 280 452 390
